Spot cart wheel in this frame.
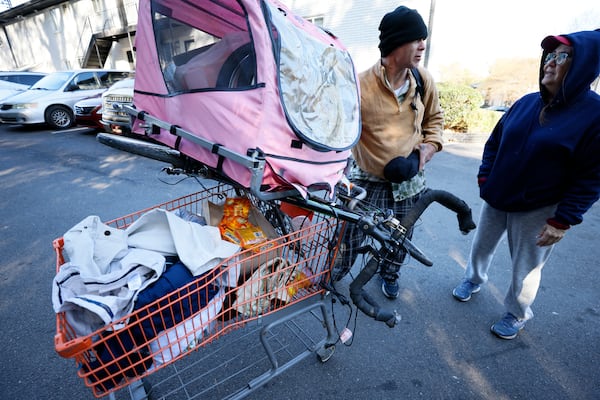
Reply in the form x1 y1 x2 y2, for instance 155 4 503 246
316 344 335 363
127 378 153 400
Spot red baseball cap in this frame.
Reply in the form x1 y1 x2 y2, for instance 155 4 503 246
541 35 572 51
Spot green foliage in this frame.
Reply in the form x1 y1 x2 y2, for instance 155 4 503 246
468 108 502 134
438 82 484 132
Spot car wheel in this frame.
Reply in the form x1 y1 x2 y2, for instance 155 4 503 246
45 105 74 129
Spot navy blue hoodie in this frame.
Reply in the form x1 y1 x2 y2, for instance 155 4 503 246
479 30 600 227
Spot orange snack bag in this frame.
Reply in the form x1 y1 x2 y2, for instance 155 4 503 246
287 271 312 297
219 197 252 242
219 197 270 251
222 197 251 219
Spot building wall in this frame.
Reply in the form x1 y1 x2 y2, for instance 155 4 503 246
105 37 136 70
0 6 62 71
0 0 428 74
0 0 137 72
288 0 428 73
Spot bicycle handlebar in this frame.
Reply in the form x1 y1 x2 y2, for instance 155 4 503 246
347 188 476 328
349 256 400 327
399 188 477 235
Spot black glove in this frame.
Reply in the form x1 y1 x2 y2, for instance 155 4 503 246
383 150 420 183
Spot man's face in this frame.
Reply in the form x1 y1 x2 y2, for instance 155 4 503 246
388 39 426 69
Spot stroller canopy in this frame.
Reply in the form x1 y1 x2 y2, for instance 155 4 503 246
132 0 360 197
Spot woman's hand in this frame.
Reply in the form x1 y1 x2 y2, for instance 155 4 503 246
536 223 566 246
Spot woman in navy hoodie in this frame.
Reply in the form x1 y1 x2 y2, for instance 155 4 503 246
452 30 600 339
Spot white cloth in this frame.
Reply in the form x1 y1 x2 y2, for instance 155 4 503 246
53 209 241 336
62 215 129 277
149 286 225 366
148 258 242 367
52 248 166 336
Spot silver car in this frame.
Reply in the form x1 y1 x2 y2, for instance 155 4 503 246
101 77 135 135
0 69 133 129
0 80 28 103
0 71 47 87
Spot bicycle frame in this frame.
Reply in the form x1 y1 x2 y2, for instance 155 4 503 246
98 129 476 328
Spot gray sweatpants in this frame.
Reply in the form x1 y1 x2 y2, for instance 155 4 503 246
465 201 556 321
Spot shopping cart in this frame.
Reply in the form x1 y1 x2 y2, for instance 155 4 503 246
54 182 346 399
54 171 476 399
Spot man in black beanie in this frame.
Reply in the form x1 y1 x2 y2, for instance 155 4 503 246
332 6 444 299
378 6 429 58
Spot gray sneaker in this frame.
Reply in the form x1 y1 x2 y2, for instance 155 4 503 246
491 313 526 339
452 279 480 302
381 278 400 299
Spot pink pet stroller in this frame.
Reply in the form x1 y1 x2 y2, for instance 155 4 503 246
127 0 360 199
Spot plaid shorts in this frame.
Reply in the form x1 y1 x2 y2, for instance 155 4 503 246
331 179 423 282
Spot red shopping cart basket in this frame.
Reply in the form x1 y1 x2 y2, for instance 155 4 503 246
53 182 343 398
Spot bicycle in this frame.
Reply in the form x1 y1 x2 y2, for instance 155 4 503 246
98 129 477 329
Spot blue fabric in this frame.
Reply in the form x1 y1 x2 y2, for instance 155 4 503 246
479 30 600 226
133 261 220 338
85 261 220 392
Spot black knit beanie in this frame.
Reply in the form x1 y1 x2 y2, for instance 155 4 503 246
378 6 428 57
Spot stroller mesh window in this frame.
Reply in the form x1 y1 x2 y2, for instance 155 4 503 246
151 1 256 93
266 3 360 152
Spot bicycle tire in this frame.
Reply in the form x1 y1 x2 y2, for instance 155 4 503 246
97 132 185 168
216 43 256 88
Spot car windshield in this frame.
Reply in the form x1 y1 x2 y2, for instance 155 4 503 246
0 80 27 90
30 72 72 90
110 77 135 89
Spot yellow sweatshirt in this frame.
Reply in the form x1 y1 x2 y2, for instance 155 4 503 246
352 61 444 178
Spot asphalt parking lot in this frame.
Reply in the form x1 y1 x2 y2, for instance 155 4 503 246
0 125 598 399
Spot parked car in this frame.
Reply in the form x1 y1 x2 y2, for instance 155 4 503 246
101 77 135 135
74 95 103 130
0 80 29 102
0 71 47 87
0 69 133 129
482 105 510 112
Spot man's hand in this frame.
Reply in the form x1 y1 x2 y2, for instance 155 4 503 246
536 223 566 246
418 143 437 170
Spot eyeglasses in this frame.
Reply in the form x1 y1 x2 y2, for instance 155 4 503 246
544 52 571 65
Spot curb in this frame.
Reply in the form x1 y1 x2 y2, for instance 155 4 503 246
444 131 489 144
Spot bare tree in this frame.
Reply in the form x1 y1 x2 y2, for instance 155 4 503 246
479 58 539 106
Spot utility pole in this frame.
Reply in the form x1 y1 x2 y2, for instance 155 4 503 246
424 0 435 69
